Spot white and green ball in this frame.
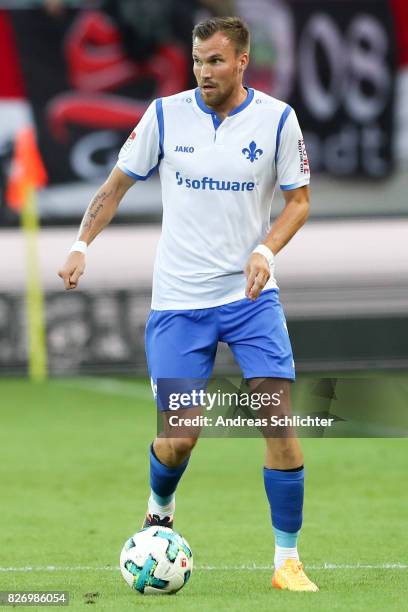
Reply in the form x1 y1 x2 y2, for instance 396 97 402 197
120 526 193 595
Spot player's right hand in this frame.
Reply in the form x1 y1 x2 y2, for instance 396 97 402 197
58 252 86 290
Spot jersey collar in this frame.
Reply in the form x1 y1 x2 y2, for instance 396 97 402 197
194 86 254 119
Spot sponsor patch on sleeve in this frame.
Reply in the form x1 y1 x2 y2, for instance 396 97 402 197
298 138 310 175
122 130 136 153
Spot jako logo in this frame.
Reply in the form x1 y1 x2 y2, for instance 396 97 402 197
242 140 263 163
174 145 195 153
176 171 255 192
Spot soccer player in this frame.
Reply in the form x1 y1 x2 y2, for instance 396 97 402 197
58 17 318 592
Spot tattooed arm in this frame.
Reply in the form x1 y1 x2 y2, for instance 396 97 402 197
58 166 135 290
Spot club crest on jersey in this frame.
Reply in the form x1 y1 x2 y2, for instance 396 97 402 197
242 141 263 163
174 145 195 153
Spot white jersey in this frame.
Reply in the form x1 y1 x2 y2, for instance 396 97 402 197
117 88 310 310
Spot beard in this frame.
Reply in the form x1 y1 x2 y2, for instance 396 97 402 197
200 76 238 109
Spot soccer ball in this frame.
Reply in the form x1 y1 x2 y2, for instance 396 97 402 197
120 526 193 595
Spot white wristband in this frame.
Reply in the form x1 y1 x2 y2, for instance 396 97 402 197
69 240 87 254
252 244 274 267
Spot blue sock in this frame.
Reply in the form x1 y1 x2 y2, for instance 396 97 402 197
149 443 190 501
263 466 304 567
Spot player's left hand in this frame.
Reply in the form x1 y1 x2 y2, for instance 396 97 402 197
244 253 271 300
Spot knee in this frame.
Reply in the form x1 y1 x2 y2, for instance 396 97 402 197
266 439 303 468
169 437 198 457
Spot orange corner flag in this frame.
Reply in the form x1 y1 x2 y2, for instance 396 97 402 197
5 126 48 211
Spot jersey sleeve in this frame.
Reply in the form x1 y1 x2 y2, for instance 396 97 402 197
276 107 310 191
117 100 162 180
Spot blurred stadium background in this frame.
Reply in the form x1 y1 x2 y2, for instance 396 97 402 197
1 3 407 609
0 0 407 378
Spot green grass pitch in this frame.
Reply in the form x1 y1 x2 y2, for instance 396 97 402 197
0 378 407 611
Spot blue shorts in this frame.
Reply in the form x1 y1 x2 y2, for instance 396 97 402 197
145 289 295 394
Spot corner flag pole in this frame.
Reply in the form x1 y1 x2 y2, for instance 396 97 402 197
22 185 48 382
6 127 48 382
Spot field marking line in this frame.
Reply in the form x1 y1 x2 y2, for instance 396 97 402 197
0 563 406 572
53 377 153 401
